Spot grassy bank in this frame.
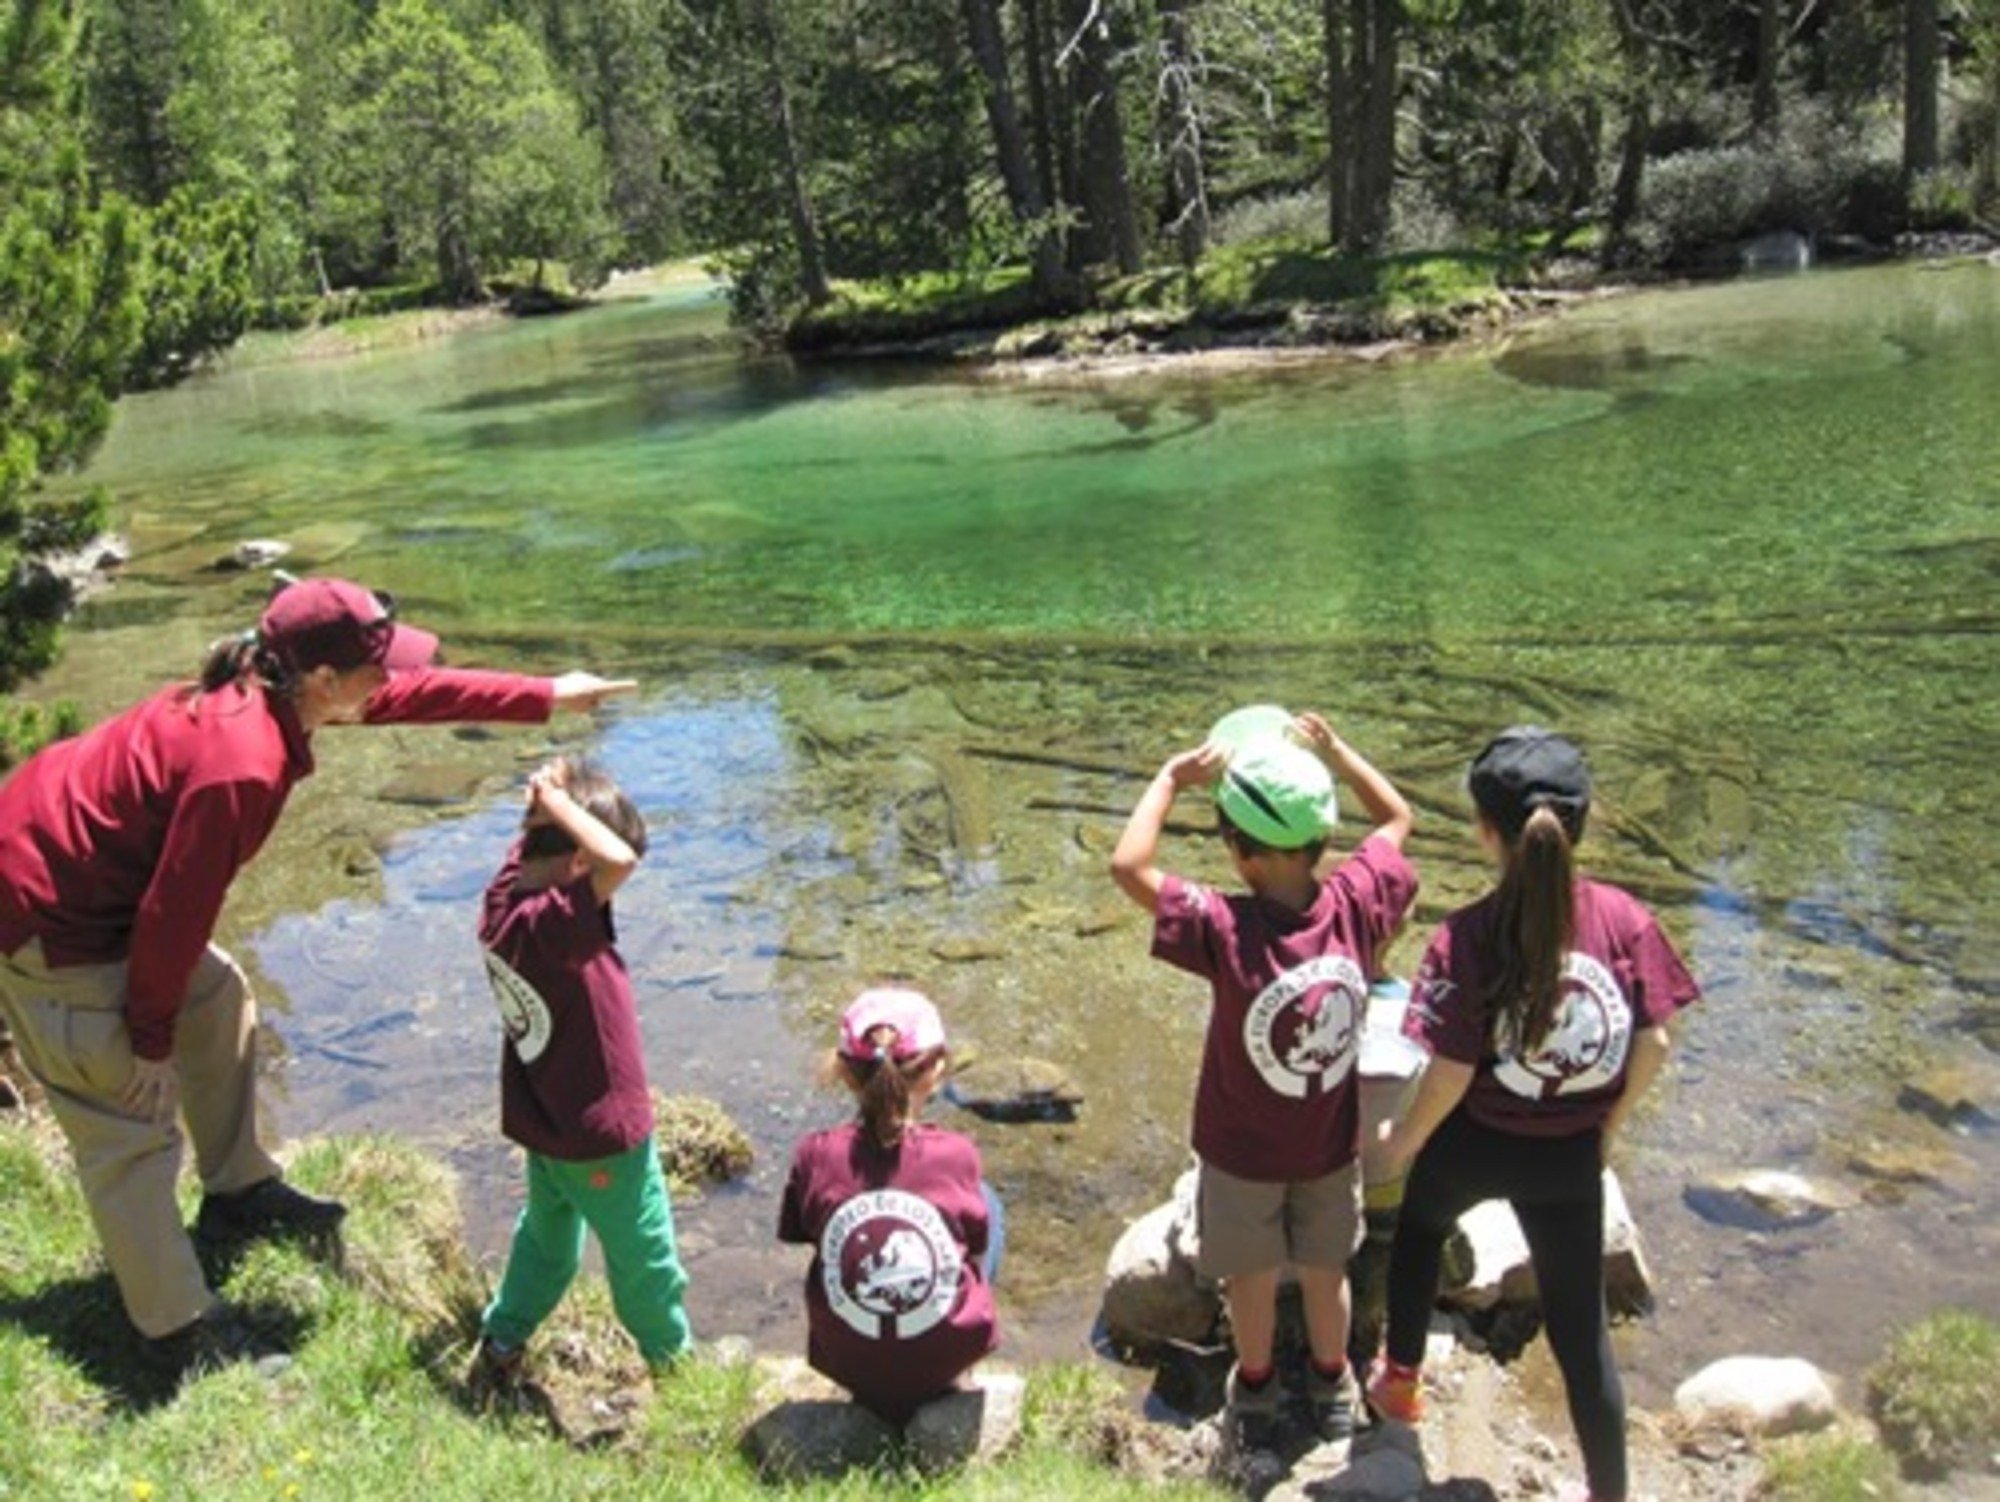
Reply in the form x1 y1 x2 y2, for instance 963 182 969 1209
0 1114 1213 1502
783 238 1543 361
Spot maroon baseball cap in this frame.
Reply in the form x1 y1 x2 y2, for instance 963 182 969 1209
258 578 439 674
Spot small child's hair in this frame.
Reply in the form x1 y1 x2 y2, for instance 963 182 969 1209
1217 807 1328 865
521 756 649 860
823 1028 948 1150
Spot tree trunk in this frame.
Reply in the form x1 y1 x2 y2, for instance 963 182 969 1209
1063 0 1144 275
1323 0 1349 246
1903 0 1940 179
1345 0 1399 253
748 0 830 306
1603 0 1650 265
1021 0 1061 220
1753 0 1782 134
1157 0 1208 266
961 0 1064 299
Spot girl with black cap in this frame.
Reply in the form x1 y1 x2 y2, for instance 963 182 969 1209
1365 727 1699 1502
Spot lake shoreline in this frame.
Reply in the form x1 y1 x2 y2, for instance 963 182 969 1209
780 234 1999 383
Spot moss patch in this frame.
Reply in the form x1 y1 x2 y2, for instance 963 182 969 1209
1867 1308 2000 1479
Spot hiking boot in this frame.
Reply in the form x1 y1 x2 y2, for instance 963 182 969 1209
196 1177 346 1244
1306 1362 1357 1442
1225 1364 1283 1452
1364 1356 1425 1425
466 1336 526 1405
142 1306 291 1382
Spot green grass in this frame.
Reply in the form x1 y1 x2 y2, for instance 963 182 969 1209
0 1116 1217 1502
1866 1308 2000 1480
1759 1427 1904 1500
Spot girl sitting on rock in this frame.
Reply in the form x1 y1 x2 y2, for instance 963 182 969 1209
778 988 1000 1424
1370 727 1699 1502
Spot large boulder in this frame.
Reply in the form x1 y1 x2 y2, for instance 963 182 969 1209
1100 1169 1221 1354
741 1358 897 1480
1674 1355 1839 1437
1440 1168 1651 1316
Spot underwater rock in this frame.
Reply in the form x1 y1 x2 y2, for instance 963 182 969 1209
225 538 292 570
942 1058 1082 1124
1684 1169 1859 1230
1844 1135 1973 1190
376 761 496 807
1674 1356 1838 1436
1899 1061 2000 1129
930 937 1005 964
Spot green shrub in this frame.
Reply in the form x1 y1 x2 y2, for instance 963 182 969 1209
1635 106 1904 263
1760 1428 1903 1500
1867 1308 2000 1479
1906 168 1978 232
1211 191 1327 248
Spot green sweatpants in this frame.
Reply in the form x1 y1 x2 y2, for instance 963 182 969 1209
483 1139 692 1366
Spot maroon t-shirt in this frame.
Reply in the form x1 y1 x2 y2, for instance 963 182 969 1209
1152 834 1418 1182
479 843 656 1160
0 669 552 1059
1403 878 1700 1137
778 1121 998 1424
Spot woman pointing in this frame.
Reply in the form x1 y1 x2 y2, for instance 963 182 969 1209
0 576 634 1373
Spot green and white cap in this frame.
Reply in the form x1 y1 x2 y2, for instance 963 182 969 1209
1207 704 1339 849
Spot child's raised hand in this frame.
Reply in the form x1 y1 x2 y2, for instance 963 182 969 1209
1162 742 1225 790
524 762 568 821
1292 711 1341 758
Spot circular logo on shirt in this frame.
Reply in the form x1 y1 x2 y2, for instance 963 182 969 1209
482 950 553 1064
1244 954 1367 1100
821 1189 963 1340
1493 952 1633 1100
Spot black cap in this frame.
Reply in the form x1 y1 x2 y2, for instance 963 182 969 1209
1468 726 1592 841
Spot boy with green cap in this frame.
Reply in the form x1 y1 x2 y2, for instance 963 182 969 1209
1111 708 1415 1451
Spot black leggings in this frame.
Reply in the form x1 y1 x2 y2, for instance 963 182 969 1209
1385 1108 1625 1502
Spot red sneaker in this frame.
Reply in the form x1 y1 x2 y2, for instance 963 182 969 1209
1364 1357 1425 1425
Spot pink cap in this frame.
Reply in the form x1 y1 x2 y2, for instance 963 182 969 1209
838 987 946 1061
259 578 439 674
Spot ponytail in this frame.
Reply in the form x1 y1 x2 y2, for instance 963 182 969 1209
824 1034 948 1149
1487 804 1576 1055
194 630 295 699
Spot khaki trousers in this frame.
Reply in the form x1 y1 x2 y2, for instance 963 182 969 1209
0 940 280 1337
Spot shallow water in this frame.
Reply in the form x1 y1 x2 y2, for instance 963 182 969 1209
35 261 2000 1392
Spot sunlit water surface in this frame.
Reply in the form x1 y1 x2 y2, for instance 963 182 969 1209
38 261 2000 1393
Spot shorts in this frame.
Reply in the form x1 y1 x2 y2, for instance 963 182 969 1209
1195 1158 1363 1279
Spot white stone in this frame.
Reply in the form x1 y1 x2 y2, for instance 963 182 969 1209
1673 1355 1839 1437
1440 1170 1650 1313
903 1371 1026 1474
1100 1173 1220 1352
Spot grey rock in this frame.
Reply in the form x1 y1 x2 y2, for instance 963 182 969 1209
903 1371 1025 1474
742 1397 898 1480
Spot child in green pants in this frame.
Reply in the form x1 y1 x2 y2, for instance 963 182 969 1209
470 756 691 1389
